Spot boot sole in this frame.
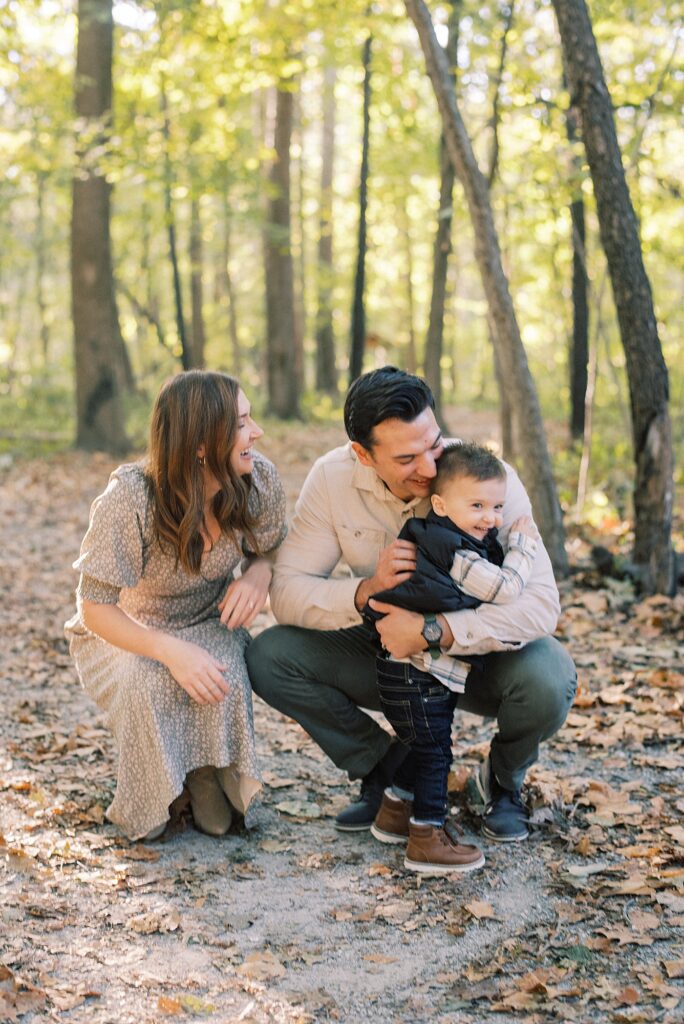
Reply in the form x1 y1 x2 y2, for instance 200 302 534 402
404 852 485 875
334 820 373 832
482 826 528 843
370 824 407 845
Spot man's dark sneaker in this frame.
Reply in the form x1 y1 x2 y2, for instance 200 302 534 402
476 757 529 842
370 790 412 844
335 741 408 832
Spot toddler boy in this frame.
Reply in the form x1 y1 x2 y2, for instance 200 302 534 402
364 442 539 875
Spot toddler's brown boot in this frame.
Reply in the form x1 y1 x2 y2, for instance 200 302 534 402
404 820 485 875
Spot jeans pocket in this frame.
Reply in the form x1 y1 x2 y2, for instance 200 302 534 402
377 682 417 746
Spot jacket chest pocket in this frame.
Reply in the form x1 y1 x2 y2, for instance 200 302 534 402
337 526 390 578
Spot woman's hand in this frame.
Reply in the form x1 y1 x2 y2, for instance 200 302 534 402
162 636 230 706
218 557 273 630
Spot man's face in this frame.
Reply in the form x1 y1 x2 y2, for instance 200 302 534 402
352 407 444 501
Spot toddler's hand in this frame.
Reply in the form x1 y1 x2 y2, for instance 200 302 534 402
510 515 540 541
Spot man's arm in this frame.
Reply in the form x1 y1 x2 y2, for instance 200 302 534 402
269 459 360 630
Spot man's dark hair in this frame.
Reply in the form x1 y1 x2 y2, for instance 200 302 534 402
344 366 435 449
433 442 506 493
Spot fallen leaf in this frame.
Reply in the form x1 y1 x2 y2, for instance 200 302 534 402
465 901 496 920
274 799 321 818
237 951 286 981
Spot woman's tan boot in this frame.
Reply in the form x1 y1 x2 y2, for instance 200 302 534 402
186 766 233 836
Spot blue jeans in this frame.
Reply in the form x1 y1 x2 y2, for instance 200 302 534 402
376 657 458 825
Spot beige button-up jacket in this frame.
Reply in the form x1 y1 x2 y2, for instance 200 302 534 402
270 442 560 656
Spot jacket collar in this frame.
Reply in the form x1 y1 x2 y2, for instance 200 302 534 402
349 442 428 512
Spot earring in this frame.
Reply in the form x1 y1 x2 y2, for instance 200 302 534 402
198 455 206 467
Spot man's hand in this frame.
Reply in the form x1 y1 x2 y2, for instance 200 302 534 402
354 539 417 611
369 600 426 659
369 600 455 659
510 514 540 542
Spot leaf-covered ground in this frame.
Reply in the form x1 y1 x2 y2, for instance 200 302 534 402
1 421 682 1023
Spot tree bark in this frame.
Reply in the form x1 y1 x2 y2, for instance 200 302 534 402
160 79 190 370
315 64 337 394
349 33 372 384
552 0 674 594
189 194 206 368
264 82 300 418
566 97 589 442
424 2 459 428
405 0 568 575
36 173 51 366
71 0 129 452
217 192 241 376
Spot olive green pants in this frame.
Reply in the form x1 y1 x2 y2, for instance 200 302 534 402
247 625 576 792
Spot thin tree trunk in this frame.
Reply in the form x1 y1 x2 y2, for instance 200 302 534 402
485 1 516 455
189 194 206 368
423 3 459 426
36 172 50 367
71 0 128 452
405 0 568 575
349 32 372 383
566 96 589 442
264 82 300 418
161 79 190 370
315 64 337 393
401 203 417 374
552 0 674 594
218 195 241 376
292 86 306 393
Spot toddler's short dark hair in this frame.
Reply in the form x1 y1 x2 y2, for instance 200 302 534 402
433 442 506 494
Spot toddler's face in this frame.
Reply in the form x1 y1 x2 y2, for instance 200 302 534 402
431 474 506 541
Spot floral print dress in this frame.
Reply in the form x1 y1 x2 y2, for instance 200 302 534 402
64 453 286 840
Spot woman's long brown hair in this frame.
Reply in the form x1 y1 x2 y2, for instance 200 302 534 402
146 371 259 574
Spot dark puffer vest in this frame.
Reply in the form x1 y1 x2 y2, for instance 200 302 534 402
363 511 504 662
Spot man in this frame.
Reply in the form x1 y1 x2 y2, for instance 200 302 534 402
247 367 576 842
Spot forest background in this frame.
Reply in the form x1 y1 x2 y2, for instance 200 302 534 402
0 0 682 588
1 3 683 1021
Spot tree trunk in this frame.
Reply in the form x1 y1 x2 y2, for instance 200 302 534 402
161 80 190 370
552 0 674 594
401 204 417 374
349 33 372 384
315 64 337 394
292 87 306 393
36 173 51 367
405 0 568 575
217 193 241 376
71 0 128 453
264 82 300 418
424 2 460 428
566 97 589 442
189 195 206 368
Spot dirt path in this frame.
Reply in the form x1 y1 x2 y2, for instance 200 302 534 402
1 431 682 1023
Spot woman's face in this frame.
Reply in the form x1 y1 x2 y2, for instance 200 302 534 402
229 389 264 476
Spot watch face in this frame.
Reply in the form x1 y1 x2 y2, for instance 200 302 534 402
423 620 442 643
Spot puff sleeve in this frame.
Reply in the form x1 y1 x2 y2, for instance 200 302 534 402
74 464 150 604
242 453 287 556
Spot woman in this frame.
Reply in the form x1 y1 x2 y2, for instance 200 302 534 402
64 371 286 841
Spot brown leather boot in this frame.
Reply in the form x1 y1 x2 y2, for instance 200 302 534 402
370 790 412 845
186 767 233 837
405 821 485 875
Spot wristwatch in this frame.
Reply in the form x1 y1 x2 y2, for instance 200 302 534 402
421 613 443 660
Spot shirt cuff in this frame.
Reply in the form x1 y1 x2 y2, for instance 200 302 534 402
444 610 491 651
